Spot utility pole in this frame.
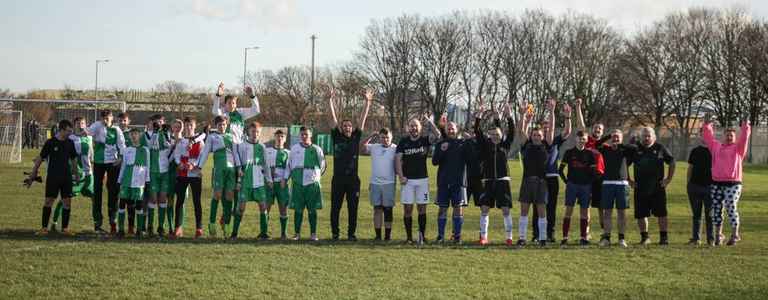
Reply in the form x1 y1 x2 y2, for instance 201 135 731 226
310 34 317 103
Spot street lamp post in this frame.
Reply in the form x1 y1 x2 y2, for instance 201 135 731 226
95 59 110 98
243 46 259 89
310 35 317 103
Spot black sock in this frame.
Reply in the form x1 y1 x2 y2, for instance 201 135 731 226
385 228 392 240
660 231 668 241
641 231 649 239
602 233 611 241
404 216 413 240
42 206 52 228
62 208 71 229
418 214 426 234
619 233 625 240
375 228 382 239
128 204 135 228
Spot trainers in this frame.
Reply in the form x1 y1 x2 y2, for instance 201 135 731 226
348 235 358 242
291 234 301 241
506 239 514 247
280 233 287 240
309 234 319 241
639 237 651 246
127 226 135 235
479 235 489 246
452 235 462 245
36 228 49 236
157 227 165 238
726 236 739 246
599 238 610 247
61 228 76 237
417 233 426 245
706 239 715 247
618 239 628 248
194 229 203 239
94 226 107 235
435 235 445 244
538 240 546 247
579 239 590 247
687 239 701 246
560 239 569 247
174 227 184 239
331 234 340 241
659 239 669 246
208 223 217 237
516 239 527 248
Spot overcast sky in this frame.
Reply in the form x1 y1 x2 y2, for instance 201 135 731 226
1 0 765 93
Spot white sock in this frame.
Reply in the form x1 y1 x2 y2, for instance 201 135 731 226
159 203 167 208
148 203 157 209
479 214 489 238
518 216 528 241
538 218 547 241
504 215 513 239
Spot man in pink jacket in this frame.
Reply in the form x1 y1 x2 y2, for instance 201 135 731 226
701 118 751 246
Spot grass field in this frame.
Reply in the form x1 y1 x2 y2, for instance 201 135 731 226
1 149 767 299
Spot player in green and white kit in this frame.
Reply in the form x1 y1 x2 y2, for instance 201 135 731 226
118 128 151 239
165 119 184 237
88 110 126 234
265 130 291 240
212 82 261 229
144 114 173 237
195 116 238 238
231 122 272 239
116 112 139 235
285 127 326 241
51 117 94 231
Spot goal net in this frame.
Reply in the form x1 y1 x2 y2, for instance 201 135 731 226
0 110 22 163
0 99 126 163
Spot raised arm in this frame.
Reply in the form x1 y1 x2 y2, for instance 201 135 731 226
328 89 339 129
425 113 442 144
360 90 373 133
517 101 532 141
239 86 261 120
212 82 225 116
574 98 586 132
546 99 556 145
701 120 718 151
737 121 751 156
561 103 572 139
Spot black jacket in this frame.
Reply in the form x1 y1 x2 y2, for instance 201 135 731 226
475 117 514 180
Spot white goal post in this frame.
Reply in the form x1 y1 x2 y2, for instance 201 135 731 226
0 99 126 163
0 110 22 163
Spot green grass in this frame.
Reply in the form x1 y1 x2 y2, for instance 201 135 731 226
1 149 767 299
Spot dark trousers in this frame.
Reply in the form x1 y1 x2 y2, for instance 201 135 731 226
93 163 120 228
331 176 360 237
533 176 559 240
176 177 203 230
688 183 714 241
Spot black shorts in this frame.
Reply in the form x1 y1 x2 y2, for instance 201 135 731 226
478 180 512 208
519 176 548 205
634 188 667 218
45 176 73 199
467 177 484 206
591 180 603 208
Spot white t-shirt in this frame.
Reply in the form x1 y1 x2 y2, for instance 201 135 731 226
366 143 397 185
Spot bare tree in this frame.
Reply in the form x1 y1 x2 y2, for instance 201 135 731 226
704 9 750 127
414 13 470 118
355 14 420 134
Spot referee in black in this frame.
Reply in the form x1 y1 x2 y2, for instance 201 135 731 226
27 119 80 236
